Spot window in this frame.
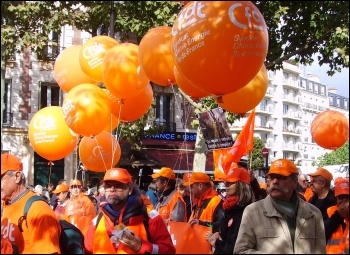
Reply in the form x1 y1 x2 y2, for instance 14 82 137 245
314 84 318 93
2 79 13 126
321 86 325 95
39 82 62 109
336 97 340 107
283 104 289 115
309 82 313 91
155 94 175 132
302 80 306 89
329 97 333 105
344 99 348 109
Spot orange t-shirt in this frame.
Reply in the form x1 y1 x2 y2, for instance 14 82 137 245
1 191 61 254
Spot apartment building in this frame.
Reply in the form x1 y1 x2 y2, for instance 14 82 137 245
1 26 349 187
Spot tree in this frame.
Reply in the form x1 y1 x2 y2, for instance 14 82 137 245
247 137 266 173
312 141 349 167
1 1 349 170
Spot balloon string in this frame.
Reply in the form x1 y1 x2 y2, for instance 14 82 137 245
93 135 108 172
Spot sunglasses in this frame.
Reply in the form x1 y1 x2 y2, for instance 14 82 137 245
70 185 81 189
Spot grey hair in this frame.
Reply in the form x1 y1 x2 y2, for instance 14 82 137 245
7 170 26 186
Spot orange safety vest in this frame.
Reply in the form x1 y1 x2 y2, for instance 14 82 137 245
326 205 349 254
189 195 222 224
92 215 148 254
158 191 187 222
304 187 313 202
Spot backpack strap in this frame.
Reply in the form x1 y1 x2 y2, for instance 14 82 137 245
18 196 48 232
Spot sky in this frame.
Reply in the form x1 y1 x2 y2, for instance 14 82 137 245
302 61 349 98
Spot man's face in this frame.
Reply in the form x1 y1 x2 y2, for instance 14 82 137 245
104 181 131 207
189 183 204 199
298 175 309 189
1 171 20 202
155 178 167 193
309 176 325 194
267 174 297 202
69 184 81 198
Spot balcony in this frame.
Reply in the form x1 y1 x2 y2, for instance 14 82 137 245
282 95 303 105
282 143 302 151
282 78 301 89
282 128 302 136
2 111 13 127
282 111 302 120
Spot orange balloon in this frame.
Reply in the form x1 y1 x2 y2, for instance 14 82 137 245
79 131 121 172
102 43 150 100
107 83 153 123
171 1 269 96
103 114 120 133
62 83 112 137
311 110 349 150
174 66 209 99
28 106 78 161
79 35 119 82
216 64 268 114
54 45 98 93
139 26 176 86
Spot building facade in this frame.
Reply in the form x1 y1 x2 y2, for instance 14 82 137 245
1 26 349 187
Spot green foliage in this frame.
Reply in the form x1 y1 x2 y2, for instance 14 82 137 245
312 141 349 167
247 137 266 172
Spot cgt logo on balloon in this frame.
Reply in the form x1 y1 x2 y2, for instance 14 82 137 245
82 43 107 69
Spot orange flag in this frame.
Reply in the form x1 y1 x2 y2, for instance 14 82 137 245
213 109 255 174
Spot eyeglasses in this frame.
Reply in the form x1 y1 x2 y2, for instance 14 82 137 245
104 181 129 192
70 185 81 189
266 174 290 181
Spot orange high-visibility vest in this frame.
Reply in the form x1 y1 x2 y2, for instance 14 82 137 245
158 191 187 222
92 215 148 254
189 195 222 225
326 205 349 254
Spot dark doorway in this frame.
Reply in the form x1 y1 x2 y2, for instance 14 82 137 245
34 152 64 186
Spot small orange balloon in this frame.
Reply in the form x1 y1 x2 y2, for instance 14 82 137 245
54 45 98 93
102 43 150 100
139 26 176 86
171 1 269 96
216 65 268 114
62 83 112 137
103 114 120 133
107 83 153 123
28 106 79 161
79 35 119 82
79 131 121 172
174 66 209 99
311 110 349 150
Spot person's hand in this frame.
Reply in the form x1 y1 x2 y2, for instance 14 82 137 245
338 200 349 218
189 219 199 227
120 229 142 252
206 232 221 246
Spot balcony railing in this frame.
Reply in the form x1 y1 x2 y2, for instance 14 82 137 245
2 111 13 127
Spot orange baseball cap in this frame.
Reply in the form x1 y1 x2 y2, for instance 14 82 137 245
1 153 23 175
69 179 82 186
221 167 250 184
308 168 333 182
334 177 349 197
267 159 299 177
52 184 69 194
101 168 132 184
150 167 176 180
183 172 211 186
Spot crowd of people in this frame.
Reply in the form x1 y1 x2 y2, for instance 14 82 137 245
1 152 349 254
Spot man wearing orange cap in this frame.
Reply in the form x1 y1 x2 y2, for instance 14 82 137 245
325 177 349 254
234 158 326 254
52 183 70 217
63 179 97 236
183 172 224 232
84 168 175 254
308 167 337 220
206 167 255 254
1 153 61 253
150 167 187 222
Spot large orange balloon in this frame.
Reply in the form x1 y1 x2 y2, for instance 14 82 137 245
62 83 112 137
139 26 176 86
54 45 98 93
79 131 121 172
79 35 119 82
311 110 349 150
28 106 79 161
171 1 268 96
174 66 209 99
102 43 150 100
107 83 153 123
216 64 268 114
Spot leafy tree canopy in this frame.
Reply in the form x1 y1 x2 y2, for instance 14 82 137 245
312 141 349 167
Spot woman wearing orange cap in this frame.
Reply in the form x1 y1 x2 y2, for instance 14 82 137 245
206 167 254 254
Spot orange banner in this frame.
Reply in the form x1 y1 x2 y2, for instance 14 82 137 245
168 221 213 254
